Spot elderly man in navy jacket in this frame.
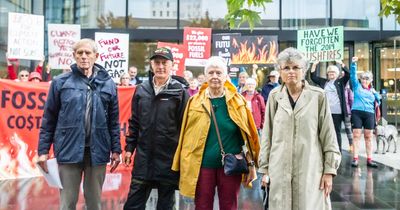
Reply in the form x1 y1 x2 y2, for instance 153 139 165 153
37 38 121 210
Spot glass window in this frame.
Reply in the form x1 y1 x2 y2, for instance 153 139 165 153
128 0 177 29
377 43 400 124
383 14 400 31
332 0 380 30
77 0 126 29
282 0 329 30
179 0 228 29
354 42 371 72
45 0 74 24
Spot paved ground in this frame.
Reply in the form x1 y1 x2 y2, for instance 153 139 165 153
340 131 400 170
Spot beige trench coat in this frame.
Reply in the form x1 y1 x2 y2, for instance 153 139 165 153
258 82 341 210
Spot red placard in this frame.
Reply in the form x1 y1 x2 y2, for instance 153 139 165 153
0 79 135 180
183 27 212 67
157 42 186 77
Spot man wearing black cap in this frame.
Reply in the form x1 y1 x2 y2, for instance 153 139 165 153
123 47 189 210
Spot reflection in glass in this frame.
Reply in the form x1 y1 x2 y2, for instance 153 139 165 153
282 0 329 30
332 0 380 30
383 14 400 31
77 0 126 29
128 0 177 29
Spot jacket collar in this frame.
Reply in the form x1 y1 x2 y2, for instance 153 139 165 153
276 81 312 115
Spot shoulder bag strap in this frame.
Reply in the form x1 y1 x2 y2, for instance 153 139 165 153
210 101 225 156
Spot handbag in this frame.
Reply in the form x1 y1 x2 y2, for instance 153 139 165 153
210 102 250 175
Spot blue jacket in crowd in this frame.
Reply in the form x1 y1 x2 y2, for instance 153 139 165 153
38 63 121 165
350 62 381 114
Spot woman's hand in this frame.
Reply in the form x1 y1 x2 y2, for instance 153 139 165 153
261 174 270 187
319 174 333 197
244 166 257 187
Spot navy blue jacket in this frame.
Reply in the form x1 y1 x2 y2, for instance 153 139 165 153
38 63 121 165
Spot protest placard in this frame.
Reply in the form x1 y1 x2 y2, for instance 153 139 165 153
48 24 81 69
297 26 344 62
95 32 129 83
157 42 186 76
7 12 44 60
230 35 278 66
183 27 212 67
212 33 241 65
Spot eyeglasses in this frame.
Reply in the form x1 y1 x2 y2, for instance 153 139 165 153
361 77 370 80
280 66 302 72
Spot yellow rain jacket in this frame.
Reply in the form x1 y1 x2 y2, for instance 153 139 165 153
172 80 260 198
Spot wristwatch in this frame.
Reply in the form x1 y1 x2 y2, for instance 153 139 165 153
247 160 255 167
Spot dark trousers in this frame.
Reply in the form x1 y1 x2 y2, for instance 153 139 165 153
123 179 176 210
195 168 241 210
332 114 344 152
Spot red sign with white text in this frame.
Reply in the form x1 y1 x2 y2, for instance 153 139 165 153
0 79 135 180
183 27 212 67
157 42 186 77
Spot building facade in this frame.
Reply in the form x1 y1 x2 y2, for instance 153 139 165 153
0 0 399 124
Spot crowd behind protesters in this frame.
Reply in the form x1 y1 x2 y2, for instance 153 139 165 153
0 41 381 209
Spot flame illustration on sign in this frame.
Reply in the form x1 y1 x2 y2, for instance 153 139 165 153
231 37 278 64
0 133 41 180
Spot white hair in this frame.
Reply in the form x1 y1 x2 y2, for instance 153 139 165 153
327 65 340 76
204 56 228 75
245 78 257 85
361 71 373 82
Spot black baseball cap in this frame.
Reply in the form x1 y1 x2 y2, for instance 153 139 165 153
149 47 174 61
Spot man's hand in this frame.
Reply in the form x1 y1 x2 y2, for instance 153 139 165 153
37 154 49 173
109 152 120 173
123 151 132 166
319 174 333 197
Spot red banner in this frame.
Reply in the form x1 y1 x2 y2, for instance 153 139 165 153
157 42 186 77
183 27 212 67
0 79 135 180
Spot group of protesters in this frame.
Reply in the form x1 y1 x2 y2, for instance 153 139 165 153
1 37 380 210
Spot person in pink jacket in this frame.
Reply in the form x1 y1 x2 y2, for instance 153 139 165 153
242 78 265 133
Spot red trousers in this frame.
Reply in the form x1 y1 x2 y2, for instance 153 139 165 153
195 168 242 210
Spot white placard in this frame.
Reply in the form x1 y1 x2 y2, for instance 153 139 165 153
95 32 129 83
48 24 81 69
7 12 44 60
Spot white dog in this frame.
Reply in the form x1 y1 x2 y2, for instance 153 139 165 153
375 124 398 154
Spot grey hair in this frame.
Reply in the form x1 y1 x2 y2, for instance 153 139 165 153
204 56 228 75
361 71 373 82
73 38 98 53
327 65 340 76
275 47 310 75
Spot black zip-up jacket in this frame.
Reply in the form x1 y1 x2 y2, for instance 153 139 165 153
310 64 350 118
125 73 189 183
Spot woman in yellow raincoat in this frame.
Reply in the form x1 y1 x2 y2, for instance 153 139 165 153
172 56 260 210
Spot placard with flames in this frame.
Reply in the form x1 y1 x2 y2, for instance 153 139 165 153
0 79 134 180
230 36 278 66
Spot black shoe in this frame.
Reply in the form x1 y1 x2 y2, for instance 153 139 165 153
367 161 378 168
351 159 359 167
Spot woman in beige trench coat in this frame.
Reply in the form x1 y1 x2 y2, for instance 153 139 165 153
258 47 341 210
